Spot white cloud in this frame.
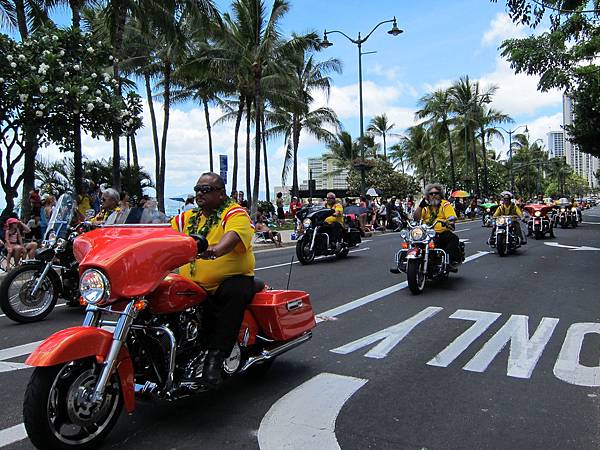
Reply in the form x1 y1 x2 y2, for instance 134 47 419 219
481 13 526 46
477 56 562 116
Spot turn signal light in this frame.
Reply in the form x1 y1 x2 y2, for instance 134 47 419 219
79 297 88 306
133 300 148 311
401 242 409 249
428 242 435 249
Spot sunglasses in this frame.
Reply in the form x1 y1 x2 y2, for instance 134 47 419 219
428 191 441 196
194 184 222 194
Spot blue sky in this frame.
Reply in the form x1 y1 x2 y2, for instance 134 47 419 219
3 0 564 208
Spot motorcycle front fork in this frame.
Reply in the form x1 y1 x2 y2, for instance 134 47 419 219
31 261 53 296
83 301 139 404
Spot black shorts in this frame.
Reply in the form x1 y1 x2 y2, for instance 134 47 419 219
277 207 285 220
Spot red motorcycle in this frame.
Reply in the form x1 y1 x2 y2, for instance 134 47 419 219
524 204 556 240
22 213 315 449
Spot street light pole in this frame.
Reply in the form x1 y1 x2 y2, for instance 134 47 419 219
498 124 528 193
321 18 403 194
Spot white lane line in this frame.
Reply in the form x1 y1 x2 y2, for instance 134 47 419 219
0 424 27 448
255 247 370 272
0 302 66 319
582 221 600 225
0 340 43 373
315 251 490 323
258 372 368 450
455 228 471 233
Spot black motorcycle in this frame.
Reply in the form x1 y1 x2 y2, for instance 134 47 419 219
295 206 361 265
557 204 578 228
487 215 522 256
0 193 85 323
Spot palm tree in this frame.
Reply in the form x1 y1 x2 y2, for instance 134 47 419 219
367 113 396 161
474 105 512 196
416 89 457 190
388 142 408 173
325 131 358 167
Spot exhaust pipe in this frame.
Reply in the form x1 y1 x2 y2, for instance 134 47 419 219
241 331 312 372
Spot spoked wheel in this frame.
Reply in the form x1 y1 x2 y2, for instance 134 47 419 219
335 245 350 258
407 259 425 295
24 359 123 450
296 238 315 265
0 264 58 323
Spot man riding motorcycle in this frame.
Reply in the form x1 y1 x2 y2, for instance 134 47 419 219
493 191 527 244
323 192 344 251
413 183 461 271
171 172 255 388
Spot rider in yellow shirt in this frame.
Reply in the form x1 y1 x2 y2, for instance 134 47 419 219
323 192 344 250
493 191 526 244
171 172 255 388
413 183 461 271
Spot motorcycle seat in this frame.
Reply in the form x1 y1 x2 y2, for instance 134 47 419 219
253 277 266 294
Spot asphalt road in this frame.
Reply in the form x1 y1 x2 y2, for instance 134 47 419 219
1 207 600 449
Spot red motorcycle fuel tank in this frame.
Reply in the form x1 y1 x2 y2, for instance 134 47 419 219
146 273 208 314
249 290 316 341
73 226 197 299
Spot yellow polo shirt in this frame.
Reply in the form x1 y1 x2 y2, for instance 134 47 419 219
421 200 457 233
171 204 255 294
324 203 344 225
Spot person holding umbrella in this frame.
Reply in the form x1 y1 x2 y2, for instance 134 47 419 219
414 183 461 272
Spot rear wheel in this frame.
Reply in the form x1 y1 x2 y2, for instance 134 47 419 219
407 259 425 295
497 234 507 257
296 238 315 265
0 263 59 323
24 359 123 450
534 231 542 240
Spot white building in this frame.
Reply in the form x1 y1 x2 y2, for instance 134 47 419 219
300 156 349 191
547 131 565 159
563 94 599 188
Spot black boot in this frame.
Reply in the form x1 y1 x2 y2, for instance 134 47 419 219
202 349 226 388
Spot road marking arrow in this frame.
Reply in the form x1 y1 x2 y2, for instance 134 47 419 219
544 242 600 251
258 372 368 450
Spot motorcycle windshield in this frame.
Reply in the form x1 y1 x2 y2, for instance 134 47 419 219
45 193 76 240
73 214 197 299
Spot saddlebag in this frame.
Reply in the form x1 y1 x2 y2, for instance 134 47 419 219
346 229 362 246
250 290 316 341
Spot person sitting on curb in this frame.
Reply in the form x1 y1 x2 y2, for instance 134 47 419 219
255 210 282 247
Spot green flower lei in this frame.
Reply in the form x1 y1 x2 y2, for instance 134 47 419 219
186 197 235 275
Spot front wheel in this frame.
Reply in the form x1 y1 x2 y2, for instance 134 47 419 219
534 231 542 240
24 359 123 450
296 237 315 265
0 263 59 323
497 234 507 257
407 259 425 295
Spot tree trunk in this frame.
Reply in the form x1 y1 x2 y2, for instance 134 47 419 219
480 126 489 197
14 0 28 39
126 135 131 168
158 61 172 213
383 132 387 161
245 96 252 207
471 134 480 198
445 123 456 191
131 133 139 169
111 0 127 191
261 112 270 202
232 96 244 194
73 114 83 195
144 73 160 204
21 126 36 219
291 118 301 197
252 78 262 213
203 97 214 172
70 0 81 28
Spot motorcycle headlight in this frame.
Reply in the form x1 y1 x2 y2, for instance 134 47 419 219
497 217 506 225
486 208 491 212
409 227 425 241
534 211 541 217
80 269 110 305
400 229 408 239
561 208 566 212
302 218 312 228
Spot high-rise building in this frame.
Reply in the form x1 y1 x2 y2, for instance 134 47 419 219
547 131 565 159
563 94 599 188
300 156 349 191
